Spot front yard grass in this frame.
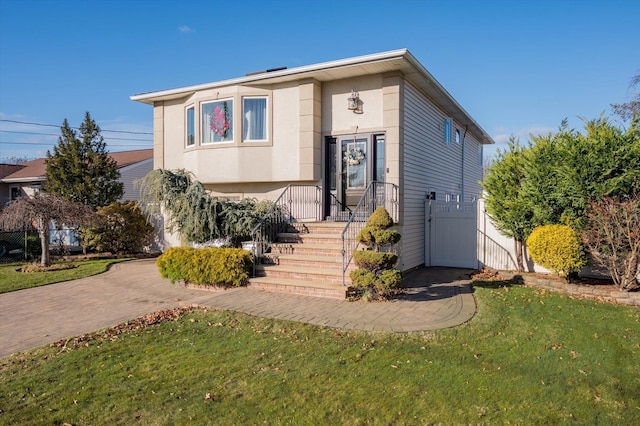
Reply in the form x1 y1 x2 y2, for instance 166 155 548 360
0 258 130 294
1 281 639 424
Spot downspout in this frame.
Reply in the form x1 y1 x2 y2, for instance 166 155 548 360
460 125 468 201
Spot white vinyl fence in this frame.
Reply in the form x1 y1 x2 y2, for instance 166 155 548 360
426 199 551 273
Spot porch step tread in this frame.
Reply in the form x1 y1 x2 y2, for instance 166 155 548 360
278 232 344 239
248 276 346 289
272 243 342 249
270 254 344 264
255 264 344 277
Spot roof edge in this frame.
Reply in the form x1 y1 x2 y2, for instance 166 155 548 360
130 49 409 104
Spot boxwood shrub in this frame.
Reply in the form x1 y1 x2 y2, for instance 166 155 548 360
157 246 252 287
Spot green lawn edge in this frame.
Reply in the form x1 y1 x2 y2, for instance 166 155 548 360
0 258 132 294
1 281 638 425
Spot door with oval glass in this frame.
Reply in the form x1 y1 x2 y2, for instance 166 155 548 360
325 134 385 219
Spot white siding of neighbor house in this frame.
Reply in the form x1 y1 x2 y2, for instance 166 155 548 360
119 158 153 202
400 81 484 270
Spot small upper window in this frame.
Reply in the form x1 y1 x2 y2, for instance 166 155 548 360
202 99 233 144
242 97 267 142
444 118 452 144
186 106 195 147
455 129 460 144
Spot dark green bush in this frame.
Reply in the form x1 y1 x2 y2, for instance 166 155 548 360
156 247 252 287
82 201 154 254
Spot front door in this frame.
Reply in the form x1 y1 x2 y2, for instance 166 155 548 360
325 134 385 219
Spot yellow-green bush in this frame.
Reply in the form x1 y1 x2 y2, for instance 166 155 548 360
365 206 394 228
526 224 586 277
156 247 252 287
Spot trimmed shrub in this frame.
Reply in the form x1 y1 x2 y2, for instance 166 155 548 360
156 246 252 287
350 269 378 288
353 250 398 272
350 206 403 300
365 206 393 229
526 224 586 278
356 228 401 248
377 269 404 294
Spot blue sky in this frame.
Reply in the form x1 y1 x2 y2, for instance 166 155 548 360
1 0 638 162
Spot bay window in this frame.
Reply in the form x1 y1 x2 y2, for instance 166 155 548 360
186 106 194 147
242 97 267 142
202 99 233 144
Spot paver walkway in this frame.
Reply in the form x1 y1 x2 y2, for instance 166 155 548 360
0 259 476 358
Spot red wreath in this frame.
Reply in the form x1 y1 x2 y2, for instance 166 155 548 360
210 102 229 137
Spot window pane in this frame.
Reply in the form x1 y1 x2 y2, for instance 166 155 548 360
375 136 385 182
343 138 367 189
444 118 452 144
202 100 233 143
186 107 194 146
243 97 267 141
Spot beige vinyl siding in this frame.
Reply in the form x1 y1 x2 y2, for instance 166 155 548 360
401 81 466 270
119 159 153 202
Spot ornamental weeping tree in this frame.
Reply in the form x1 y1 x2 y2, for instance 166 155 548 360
136 169 273 245
0 194 94 266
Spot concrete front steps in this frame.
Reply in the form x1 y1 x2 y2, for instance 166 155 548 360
248 222 355 299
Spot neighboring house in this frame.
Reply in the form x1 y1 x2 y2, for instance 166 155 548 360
131 49 494 273
0 149 153 206
0 149 153 252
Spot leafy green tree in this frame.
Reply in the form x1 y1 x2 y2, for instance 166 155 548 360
481 139 533 271
523 117 640 229
45 112 123 209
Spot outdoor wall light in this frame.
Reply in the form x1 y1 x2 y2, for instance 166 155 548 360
347 90 360 111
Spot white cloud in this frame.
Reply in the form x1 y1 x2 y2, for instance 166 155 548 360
178 25 194 33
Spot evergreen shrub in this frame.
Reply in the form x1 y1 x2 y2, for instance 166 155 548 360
157 247 252 287
353 251 398 272
82 201 154 254
349 207 403 300
526 224 586 278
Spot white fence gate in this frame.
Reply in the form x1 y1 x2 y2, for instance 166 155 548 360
425 200 478 269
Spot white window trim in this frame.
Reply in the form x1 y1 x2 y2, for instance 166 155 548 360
242 96 269 143
201 98 234 145
186 105 195 148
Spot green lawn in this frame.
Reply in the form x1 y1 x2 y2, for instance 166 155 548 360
1 280 639 425
0 258 130 294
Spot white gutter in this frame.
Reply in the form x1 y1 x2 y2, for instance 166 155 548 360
130 49 409 104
